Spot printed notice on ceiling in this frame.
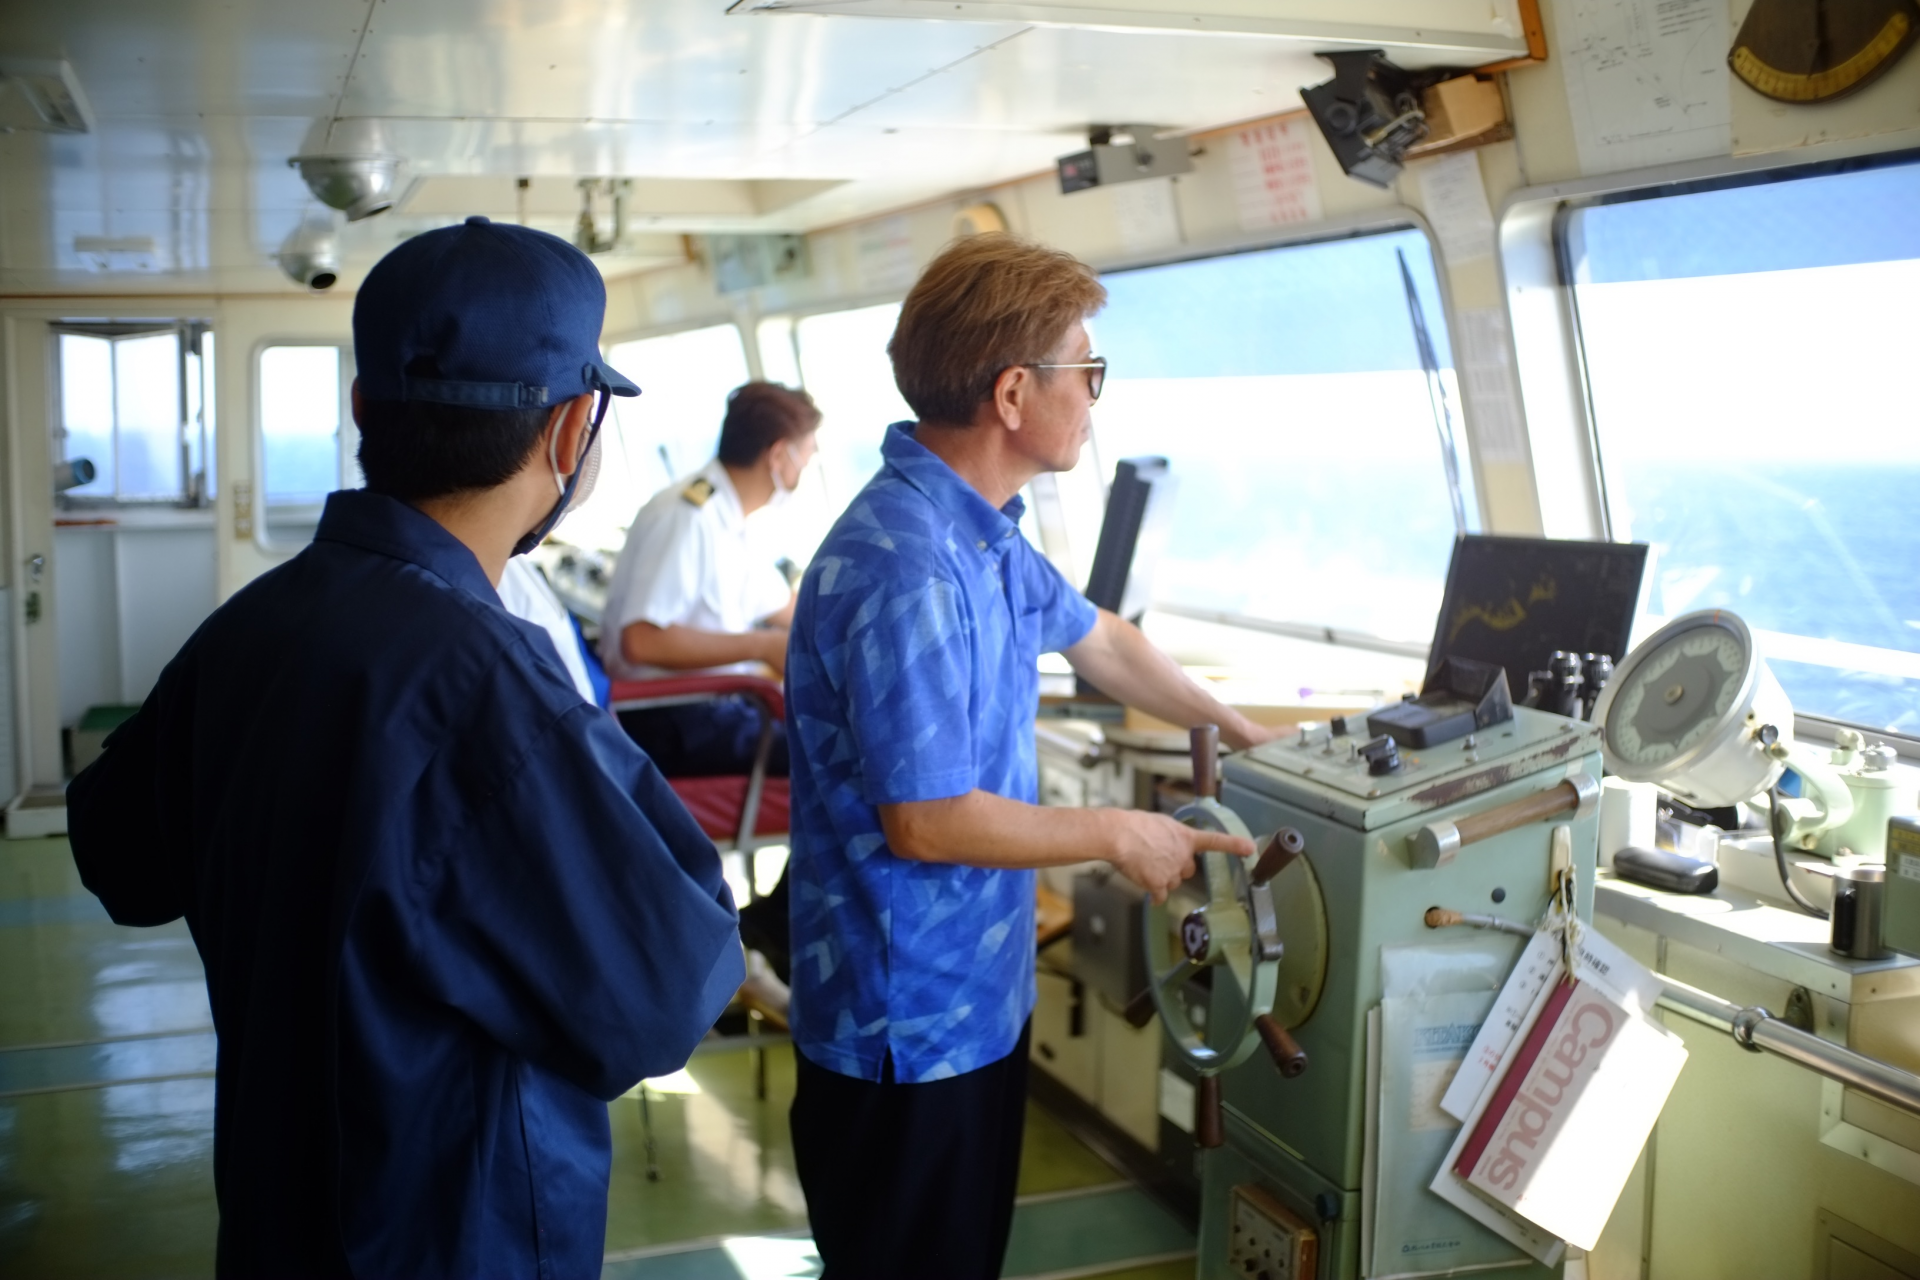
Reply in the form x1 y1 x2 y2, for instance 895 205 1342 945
1557 0 1731 175
1229 115 1323 232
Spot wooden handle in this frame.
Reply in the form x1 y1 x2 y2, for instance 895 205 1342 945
1195 1074 1225 1148
1190 724 1219 799
1122 984 1159 1029
1251 827 1305 887
1453 779 1579 848
1255 1014 1309 1079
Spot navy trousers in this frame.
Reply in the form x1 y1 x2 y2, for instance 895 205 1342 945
616 696 789 778
791 1024 1031 1280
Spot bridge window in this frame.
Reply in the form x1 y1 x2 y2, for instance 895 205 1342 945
1562 158 1920 736
1088 228 1474 646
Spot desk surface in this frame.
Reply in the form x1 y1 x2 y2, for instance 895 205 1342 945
1596 872 1920 1003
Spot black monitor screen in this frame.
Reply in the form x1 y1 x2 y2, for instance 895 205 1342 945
1084 457 1175 623
1428 535 1649 700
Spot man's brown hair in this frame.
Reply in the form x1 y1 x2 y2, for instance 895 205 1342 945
888 233 1106 425
716 381 821 467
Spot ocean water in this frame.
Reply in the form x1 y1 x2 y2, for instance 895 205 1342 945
1145 450 1915 737
1613 461 1919 735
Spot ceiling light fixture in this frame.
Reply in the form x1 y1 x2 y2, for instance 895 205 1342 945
290 119 402 222
723 0 1532 64
277 217 342 291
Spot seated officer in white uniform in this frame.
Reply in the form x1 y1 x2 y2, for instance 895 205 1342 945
599 381 819 777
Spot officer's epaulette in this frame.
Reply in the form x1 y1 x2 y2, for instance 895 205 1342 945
681 478 715 508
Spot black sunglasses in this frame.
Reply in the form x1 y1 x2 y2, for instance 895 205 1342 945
1023 356 1106 402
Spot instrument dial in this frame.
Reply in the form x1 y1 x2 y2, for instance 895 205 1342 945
1605 625 1748 767
1594 609 1790 806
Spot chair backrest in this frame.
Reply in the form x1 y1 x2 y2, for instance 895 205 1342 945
569 616 611 709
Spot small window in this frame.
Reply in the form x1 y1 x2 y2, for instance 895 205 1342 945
1563 159 1920 734
55 322 214 505
574 324 753 553
258 344 356 546
1089 228 1474 644
790 303 915 563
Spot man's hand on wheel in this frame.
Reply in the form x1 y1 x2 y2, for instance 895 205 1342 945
1106 811 1254 902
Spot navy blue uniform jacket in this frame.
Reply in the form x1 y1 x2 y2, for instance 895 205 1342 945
67 491 744 1279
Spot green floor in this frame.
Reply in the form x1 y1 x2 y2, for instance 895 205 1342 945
0 835 1194 1279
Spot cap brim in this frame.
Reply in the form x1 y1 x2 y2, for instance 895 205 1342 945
590 357 642 397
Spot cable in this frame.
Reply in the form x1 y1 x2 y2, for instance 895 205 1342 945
1769 782 1828 919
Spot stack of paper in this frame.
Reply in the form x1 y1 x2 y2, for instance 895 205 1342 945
1427 926 1686 1256
1363 936 1534 1279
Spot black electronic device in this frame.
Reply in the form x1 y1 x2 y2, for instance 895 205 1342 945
1298 50 1428 187
1056 126 1194 195
1084 457 1177 623
1613 845 1720 895
1076 457 1178 702
1367 655 1513 749
1428 535 1648 712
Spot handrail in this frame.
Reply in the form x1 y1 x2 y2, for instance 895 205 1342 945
1654 974 1920 1119
1412 773 1600 868
1424 909 1920 1120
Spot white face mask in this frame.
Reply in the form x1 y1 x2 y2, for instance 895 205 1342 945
764 443 797 512
513 418 603 557
549 425 602 516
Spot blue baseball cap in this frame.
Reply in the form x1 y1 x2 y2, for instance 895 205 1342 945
353 215 639 409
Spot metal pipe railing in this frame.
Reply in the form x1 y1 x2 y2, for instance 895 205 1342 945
1424 909 1920 1120
1644 974 1920 1117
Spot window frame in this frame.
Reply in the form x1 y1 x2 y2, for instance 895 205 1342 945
1501 139 1920 753
251 338 356 552
51 318 214 509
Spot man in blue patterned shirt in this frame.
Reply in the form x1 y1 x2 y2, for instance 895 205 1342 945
785 233 1277 1279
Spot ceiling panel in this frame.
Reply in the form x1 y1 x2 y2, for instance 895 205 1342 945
835 24 1329 131
727 0 1527 62
401 175 847 219
340 1 1032 130
0 0 367 119
0 0 1460 288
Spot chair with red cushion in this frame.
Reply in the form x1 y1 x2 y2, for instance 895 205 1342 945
605 673 789 858
607 673 794 1169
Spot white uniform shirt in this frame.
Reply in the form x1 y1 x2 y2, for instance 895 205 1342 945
496 558 598 704
600 458 793 681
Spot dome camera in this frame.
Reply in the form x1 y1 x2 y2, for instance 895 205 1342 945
277 218 341 291
289 118 401 221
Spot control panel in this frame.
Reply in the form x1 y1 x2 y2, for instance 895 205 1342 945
1238 708 1602 830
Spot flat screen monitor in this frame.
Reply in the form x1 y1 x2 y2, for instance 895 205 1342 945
1427 535 1649 701
1084 456 1176 624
